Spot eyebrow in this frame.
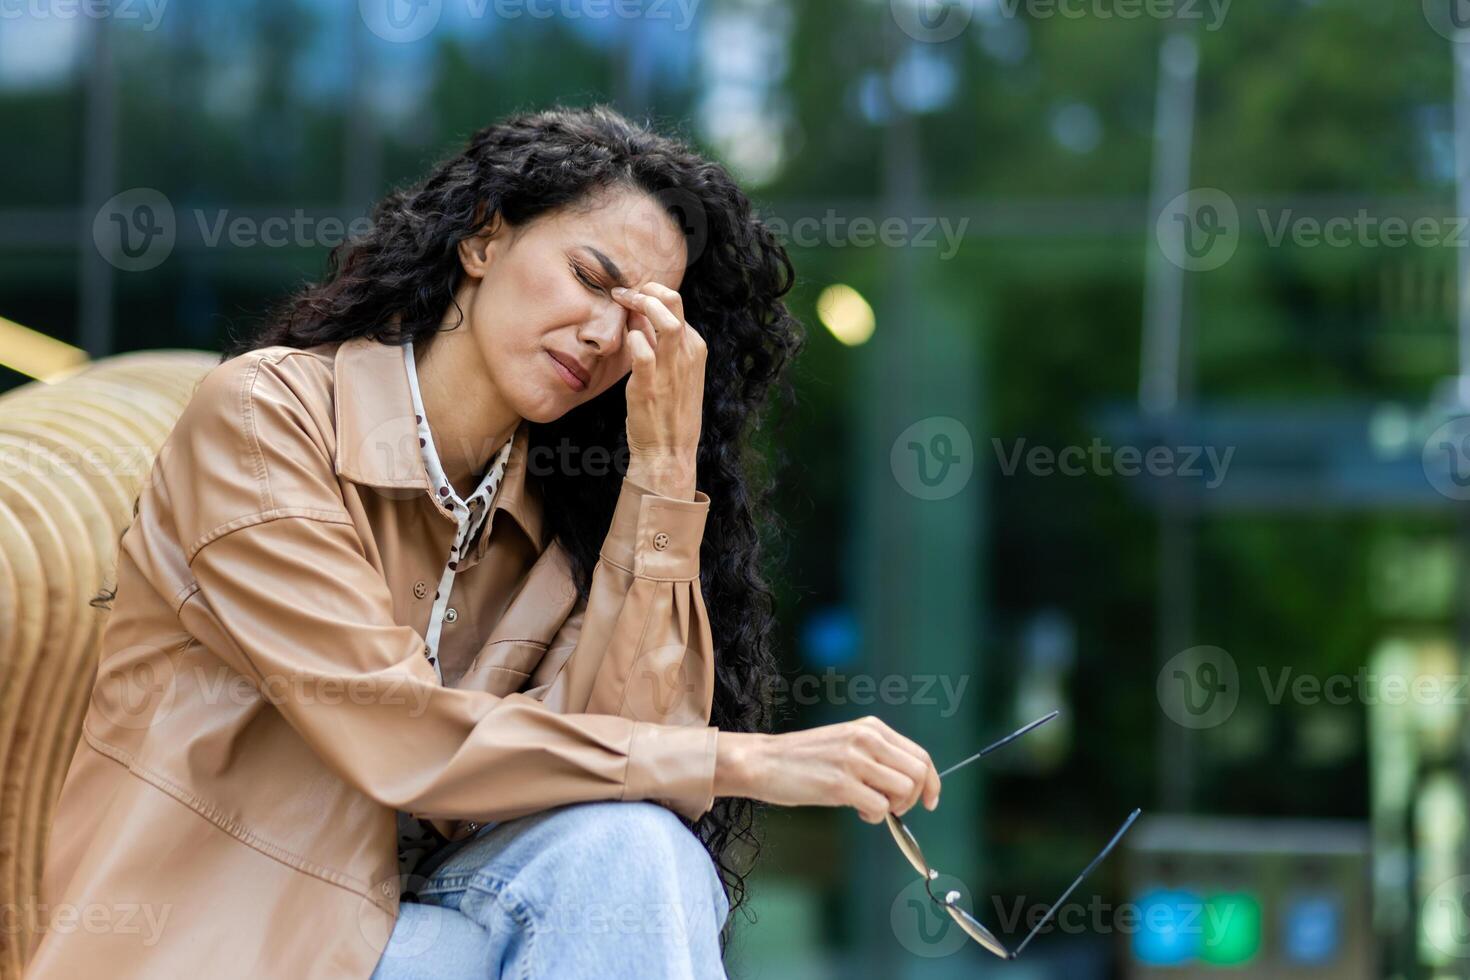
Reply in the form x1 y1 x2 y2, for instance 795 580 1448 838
576 245 631 289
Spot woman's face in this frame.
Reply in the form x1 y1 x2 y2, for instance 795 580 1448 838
457 187 688 424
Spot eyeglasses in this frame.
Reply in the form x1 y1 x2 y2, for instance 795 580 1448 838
884 710 1142 960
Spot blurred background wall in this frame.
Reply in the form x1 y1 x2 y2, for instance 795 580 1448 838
6 0 1470 977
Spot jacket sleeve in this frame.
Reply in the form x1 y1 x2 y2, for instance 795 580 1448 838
167 352 720 825
522 478 718 733
422 480 719 839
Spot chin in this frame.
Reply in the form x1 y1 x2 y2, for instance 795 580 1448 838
514 390 578 425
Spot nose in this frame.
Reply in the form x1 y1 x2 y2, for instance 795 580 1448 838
577 301 626 357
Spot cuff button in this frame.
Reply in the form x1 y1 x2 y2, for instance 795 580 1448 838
653 531 670 551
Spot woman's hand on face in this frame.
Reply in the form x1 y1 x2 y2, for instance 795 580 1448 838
714 717 942 823
612 282 705 500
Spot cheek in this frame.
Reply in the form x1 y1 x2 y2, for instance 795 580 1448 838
593 359 633 398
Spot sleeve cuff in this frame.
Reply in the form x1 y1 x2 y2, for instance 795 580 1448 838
600 478 710 581
622 721 719 822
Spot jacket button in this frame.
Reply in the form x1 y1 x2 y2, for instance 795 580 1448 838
413 581 428 599
445 608 458 623
653 532 670 551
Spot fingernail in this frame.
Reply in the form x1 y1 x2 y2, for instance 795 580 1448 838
611 286 628 298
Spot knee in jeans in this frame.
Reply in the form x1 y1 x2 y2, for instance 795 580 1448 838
530 801 725 914
544 801 698 867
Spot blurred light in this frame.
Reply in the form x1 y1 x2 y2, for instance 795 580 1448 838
1415 104 1455 184
697 87 786 185
1201 892 1262 965
854 71 889 125
1132 888 1201 965
0 17 81 90
1282 893 1342 965
1368 402 1412 456
799 606 859 668
976 14 1034 65
1050 102 1103 155
698 6 792 186
890 46 957 115
816 284 875 347
1161 31 1200 79
0 316 89 383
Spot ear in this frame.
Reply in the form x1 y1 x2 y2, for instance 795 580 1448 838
457 204 506 279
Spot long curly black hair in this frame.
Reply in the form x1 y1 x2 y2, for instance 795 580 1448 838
219 103 800 935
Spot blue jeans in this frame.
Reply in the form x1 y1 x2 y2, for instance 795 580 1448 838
369 800 731 979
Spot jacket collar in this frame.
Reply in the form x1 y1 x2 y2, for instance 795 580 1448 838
331 334 544 547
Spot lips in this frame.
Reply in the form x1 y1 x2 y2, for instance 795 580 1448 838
547 350 589 391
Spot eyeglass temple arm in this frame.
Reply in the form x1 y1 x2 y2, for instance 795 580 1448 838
937 710 1060 780
1010 807 1143 958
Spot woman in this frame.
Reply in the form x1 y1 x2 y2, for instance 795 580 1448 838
29 105 941 979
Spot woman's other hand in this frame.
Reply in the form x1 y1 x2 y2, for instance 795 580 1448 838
714 717 943 823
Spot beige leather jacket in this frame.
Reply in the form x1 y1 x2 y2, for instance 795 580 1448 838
25 335 720 978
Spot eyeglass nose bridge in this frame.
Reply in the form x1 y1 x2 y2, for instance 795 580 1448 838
919 866 1019 961
920 867 946 906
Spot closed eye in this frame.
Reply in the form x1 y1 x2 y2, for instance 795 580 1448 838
569 260 606 294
